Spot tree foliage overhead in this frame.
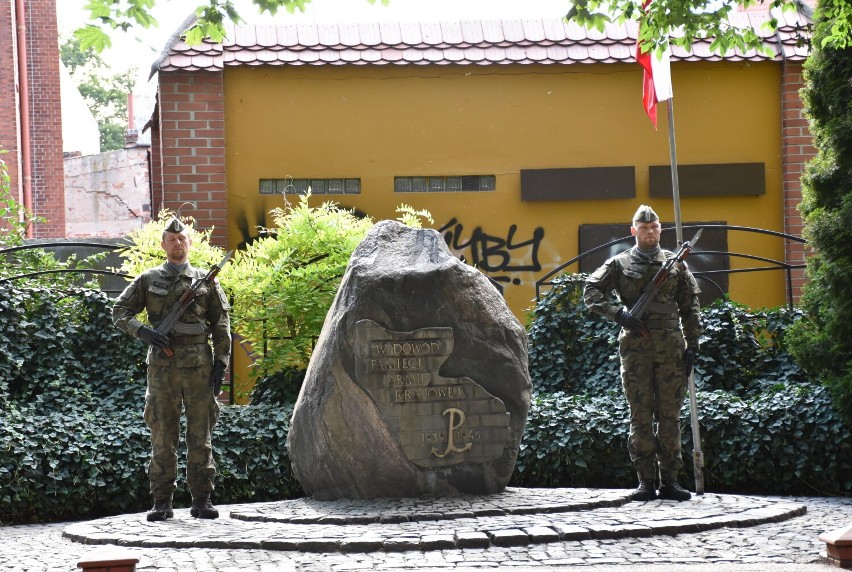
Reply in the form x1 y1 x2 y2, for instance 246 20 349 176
75 0 385 51
74 0 850 55
60 37 137 152
786 2 852 424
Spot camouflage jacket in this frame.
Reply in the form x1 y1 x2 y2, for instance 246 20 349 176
112 262 231 367
583 246 702 346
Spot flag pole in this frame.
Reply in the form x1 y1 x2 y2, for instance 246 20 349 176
665 97 705 495
666 98 683 245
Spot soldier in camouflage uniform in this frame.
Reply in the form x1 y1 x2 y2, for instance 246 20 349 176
113 218 231 521
583 205 701 502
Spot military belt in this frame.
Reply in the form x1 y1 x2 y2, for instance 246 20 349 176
645 318 680 330
169 334 209 346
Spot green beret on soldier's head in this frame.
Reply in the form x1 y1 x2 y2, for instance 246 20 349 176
633 205 659 223
163 217 187 234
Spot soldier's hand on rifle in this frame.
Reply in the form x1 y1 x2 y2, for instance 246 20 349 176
210 361 227 396
138 326 170 349
615 308 645 335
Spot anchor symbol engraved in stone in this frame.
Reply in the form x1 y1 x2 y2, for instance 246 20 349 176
431 407 473 458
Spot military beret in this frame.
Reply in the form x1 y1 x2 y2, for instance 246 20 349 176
632 205 659 223
163 218 187 233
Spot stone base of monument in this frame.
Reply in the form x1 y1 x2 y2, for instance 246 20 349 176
63 489 808 554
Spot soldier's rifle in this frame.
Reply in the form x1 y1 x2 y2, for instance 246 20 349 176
156 250 233 358
629 227 703 322
629 228 705 495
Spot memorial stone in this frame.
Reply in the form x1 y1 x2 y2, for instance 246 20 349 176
287 220 531 499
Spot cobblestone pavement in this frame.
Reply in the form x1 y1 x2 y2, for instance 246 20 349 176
1 488 850 572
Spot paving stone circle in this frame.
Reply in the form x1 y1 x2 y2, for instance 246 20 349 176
62 488 807 554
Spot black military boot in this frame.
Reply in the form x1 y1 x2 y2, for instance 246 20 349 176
629 480 657 501
146 498 173 522
190 495 219 519
659 481 692 501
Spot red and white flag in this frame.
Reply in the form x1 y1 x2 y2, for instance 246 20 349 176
636 0 672 129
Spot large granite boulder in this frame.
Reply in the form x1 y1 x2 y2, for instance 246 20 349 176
287 220 531 499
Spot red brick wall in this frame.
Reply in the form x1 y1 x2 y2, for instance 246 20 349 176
781 62 813 303
156 71 228 247
0 0 65 238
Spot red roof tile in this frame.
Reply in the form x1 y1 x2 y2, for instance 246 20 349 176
155 12 810 73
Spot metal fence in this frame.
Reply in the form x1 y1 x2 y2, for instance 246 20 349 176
535 224 807 310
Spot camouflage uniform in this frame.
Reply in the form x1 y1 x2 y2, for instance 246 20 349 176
583 216 701 487
113 260 231 503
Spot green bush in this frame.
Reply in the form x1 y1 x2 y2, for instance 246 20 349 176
511 383 852 495
226 196 374 378
527 274 620 395
788 12 852 424
0 402 301 523
0 286 145 407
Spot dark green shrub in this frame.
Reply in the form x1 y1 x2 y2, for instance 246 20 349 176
512 391 633 488
699 385 851 495
788 9 852 424
0 406 150 523
249 368 306 405
0 402 301 523
527 274 619 395
511 382 851 494
0 286 146 406
214 403 302 503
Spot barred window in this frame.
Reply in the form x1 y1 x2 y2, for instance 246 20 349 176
394 175 495 193
259 178 361 195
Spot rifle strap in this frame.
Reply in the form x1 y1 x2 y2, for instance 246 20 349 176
645 318 680 330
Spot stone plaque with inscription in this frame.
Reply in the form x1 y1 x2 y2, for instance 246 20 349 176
354 319 511 468
288 220 531 500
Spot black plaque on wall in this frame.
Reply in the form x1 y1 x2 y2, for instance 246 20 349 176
649 163 765 198
521 167 636 202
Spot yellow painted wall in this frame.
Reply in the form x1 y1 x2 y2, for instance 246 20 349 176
223 61 786 328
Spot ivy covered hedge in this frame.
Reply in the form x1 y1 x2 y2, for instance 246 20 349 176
510 384 850 495
514 274 852 495
0 285 301 524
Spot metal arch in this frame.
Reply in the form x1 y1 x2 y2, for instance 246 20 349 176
535 224 807 310
0 268 130 282
0 242 133 293
0 241 126 255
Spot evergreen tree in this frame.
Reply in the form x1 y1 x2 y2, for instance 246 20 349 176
787 4 852 423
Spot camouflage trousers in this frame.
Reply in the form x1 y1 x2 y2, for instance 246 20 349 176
143 348 220 501
618 328 687 482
